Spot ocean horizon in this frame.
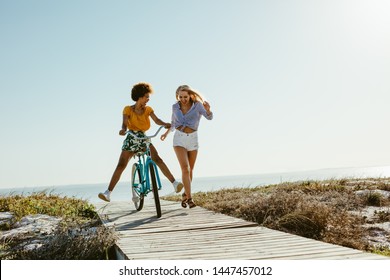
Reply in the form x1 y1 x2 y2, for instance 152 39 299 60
1 165 390 203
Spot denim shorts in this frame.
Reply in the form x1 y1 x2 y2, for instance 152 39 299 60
173 130 199 151
122 131 151 153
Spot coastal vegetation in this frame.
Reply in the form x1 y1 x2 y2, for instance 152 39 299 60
164 177 390 257
0 192 117 260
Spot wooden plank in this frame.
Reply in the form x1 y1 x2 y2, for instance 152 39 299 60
94 199 389 260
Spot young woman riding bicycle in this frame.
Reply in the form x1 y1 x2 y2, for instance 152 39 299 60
98 82 183 202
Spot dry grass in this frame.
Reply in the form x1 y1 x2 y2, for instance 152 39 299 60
163 177 390 256
0 192 117 260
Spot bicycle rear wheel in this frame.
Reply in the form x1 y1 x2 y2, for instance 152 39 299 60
148 163 161 218
131 163 144 211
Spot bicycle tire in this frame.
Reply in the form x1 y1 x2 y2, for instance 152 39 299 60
131 163 144 211
149 163 161 218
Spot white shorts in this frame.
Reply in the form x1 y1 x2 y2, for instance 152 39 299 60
173 131 199 151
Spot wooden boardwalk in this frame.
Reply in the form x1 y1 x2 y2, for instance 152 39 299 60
94 198 389 260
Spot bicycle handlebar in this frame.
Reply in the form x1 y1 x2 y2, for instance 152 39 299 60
126 126 165 140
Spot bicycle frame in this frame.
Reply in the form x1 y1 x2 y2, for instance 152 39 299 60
129 126 165 217
133 148 163 196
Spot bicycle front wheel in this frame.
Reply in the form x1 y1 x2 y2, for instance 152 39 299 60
131 163 144 211
148 163 161 218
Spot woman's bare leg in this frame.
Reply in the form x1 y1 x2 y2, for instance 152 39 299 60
149 144 175 183
108 150 134 192
187 150 198 182
174 146 198 199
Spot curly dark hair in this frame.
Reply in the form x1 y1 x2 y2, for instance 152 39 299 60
131 82 153 101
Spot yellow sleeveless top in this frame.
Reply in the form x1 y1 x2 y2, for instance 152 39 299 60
122 106 154 132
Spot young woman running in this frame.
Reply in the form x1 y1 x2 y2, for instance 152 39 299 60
161 85 213 208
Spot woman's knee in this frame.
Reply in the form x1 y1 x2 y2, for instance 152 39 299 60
181 165 191 175
151 154 163 165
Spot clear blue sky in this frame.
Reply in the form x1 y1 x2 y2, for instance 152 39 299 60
1 0 389 189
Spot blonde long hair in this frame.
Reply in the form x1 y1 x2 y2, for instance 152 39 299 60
176 85 205 103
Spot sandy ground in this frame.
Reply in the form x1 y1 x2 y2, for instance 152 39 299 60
353 189 390 249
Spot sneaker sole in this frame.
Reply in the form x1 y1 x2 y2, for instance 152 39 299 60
98 193 110 202
175 183 184 193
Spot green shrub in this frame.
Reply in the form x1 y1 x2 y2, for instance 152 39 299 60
365 192 383 207
0 192 117 260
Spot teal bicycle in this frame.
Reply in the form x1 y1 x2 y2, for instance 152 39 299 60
129 126 164 218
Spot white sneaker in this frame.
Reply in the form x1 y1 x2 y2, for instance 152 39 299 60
173 181 184 193
98 190 111 202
